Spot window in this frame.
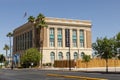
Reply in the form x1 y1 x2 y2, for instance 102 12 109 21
58 28 62 35
29 30 32 48
72 30 77 47
80 30 84 47
25 33 27 49
81 52 85 59
58 39 62 47
58 52 63 60
66 52 70 60
21 34 24 50
74 52 78 60
18 35 20 50
57 29 62 47
50 28 54 35
50 52 55 62
49 28 55 47
16 37 18 51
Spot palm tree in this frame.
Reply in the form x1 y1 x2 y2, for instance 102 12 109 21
28 16 35 23
6 32 13 67
3 44 9 58
28 13 48 67
28 16 36 47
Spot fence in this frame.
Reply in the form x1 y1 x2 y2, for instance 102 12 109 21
76 59 120 68
54 59 120 68
54 60 75 68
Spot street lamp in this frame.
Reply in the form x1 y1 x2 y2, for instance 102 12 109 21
65 29 71 71
69 45 71 71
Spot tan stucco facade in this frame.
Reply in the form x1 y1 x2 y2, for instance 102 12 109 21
13 17 92 64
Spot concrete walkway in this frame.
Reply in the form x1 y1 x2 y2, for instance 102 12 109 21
42 67 120 72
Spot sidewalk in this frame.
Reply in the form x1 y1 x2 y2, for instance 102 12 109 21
42 67 120 72
3 66 120 73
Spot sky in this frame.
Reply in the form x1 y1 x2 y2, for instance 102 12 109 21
0 0 120 55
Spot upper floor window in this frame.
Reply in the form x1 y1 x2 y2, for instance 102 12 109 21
49 28 55 47
73 30 77 36
80 30 84 47
50 28 54 35
58 28 62 35
72 30 77 47
57 28 62 47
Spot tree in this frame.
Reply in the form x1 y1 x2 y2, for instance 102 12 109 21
92 37 115 58
82 54 91 71
92 37 104 57
0 54 5 63
6 32 13 58
28 16 35 23
0 54 6 68
92 37 115 73
116 32 120 54
21 48 41 68
28 13 48 67
3 44 9 67
6 32 13 68
28 16 36 47
3 44 9 57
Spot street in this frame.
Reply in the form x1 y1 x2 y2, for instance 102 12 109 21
0 69 76 80
0 68 120 80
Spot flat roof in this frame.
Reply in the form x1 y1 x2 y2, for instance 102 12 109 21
45 17 91 26
14 17 92 32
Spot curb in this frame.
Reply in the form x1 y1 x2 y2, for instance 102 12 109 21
47 74 108 80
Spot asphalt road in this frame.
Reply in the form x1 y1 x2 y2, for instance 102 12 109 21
0 68 120 80
0 69 76 80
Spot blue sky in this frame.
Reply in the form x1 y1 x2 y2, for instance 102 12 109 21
0 0 120 55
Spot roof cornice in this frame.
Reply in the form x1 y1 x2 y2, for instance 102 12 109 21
45 17 92 27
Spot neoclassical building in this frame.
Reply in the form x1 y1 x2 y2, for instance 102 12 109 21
13 17 92 64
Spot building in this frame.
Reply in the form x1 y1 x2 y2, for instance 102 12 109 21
13 17 92 64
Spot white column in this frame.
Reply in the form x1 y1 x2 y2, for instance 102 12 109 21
47 28 49 47
55 28 58 60
55 48 58 60
84 30 87 48
77 29 80 48
70 29 72 48
77 29 80 59
69 29 72 59
54 28 57 48
62 28 65 48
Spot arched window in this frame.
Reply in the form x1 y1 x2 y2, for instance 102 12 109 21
58 52 63 60
74 52 78 60
50 52 55 62
66 52 70 60
81 52 85 59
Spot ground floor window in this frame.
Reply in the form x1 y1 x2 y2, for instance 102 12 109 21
58 52 63 60
66 52 70 60
50 52 55 62
81 52 85 59
74 52 78 60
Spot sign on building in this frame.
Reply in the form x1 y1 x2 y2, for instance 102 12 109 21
65 29 70 47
